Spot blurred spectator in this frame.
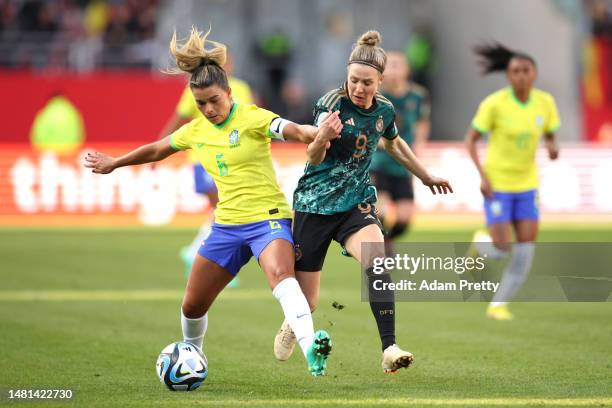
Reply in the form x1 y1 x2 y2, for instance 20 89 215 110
30 91 85 155
591 0 612 38
279 80 313 125
0 0 18 32
0 0 159 70
255 28 293 113
404 29 435 90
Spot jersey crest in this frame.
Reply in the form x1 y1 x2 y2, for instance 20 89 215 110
229 129 240 148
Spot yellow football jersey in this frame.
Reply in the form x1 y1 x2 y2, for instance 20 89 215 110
472 87 560 192
170 103 292 225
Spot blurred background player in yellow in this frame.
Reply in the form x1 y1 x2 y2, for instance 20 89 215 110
86 26 340 377
465 43 560 320
160 50 254 285
30 91 85 156
370 50 430 255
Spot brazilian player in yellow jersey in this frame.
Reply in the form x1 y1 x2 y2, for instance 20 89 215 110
159 52 255 280
465 43 560 321
169 102 290 224
85 27 343 377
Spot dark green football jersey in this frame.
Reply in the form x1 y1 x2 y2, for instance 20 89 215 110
293 85 399 214
370 82 430 177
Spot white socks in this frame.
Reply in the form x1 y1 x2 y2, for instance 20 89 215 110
180 278 315 357
491 242 535 305
181 310 208 351
272 277 314 357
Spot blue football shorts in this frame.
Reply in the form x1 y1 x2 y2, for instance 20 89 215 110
484 189 539 225
197 218 294 276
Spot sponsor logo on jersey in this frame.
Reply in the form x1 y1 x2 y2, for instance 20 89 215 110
376 116 384 132
229 129 240 148
345 117 355 126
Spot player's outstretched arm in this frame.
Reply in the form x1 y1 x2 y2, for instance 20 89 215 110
282 122 319 144
384 136 452 195
84 136 178 174
306 111 342 165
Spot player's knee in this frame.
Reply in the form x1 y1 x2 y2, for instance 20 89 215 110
270 266 294 287
181 299 207 319
492 241 512 253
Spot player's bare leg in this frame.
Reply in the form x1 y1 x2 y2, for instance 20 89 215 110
181 255 233 351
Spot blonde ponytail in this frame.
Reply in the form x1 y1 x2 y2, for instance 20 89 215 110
167 26 229 90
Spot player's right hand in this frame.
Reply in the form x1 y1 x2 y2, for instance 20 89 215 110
317 111 343 146
480 176 493 198
84 152 117 174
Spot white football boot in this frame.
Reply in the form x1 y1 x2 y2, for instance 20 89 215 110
273 320 297 361
381 344 414 373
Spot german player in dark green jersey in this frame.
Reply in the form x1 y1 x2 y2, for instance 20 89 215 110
273 30 452 373
370 51 431 255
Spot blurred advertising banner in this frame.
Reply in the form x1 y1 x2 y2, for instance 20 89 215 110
1 143 611 227
0 71 185 144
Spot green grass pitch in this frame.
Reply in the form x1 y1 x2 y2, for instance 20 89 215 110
0 227 611 407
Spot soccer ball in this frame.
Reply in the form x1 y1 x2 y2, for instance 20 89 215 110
155 341 208 391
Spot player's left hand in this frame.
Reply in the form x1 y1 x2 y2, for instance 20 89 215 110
423 176 453 195
545 138 559 160
547 145 559 160
84 152 117 174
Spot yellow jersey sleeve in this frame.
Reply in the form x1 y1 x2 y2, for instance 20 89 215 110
176 87 200 120
545 95 561 133
471 95 495 133
169 121 194 151
248 106 280 138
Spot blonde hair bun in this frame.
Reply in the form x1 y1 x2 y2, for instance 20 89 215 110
358 30 382 47
348 30 387 73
